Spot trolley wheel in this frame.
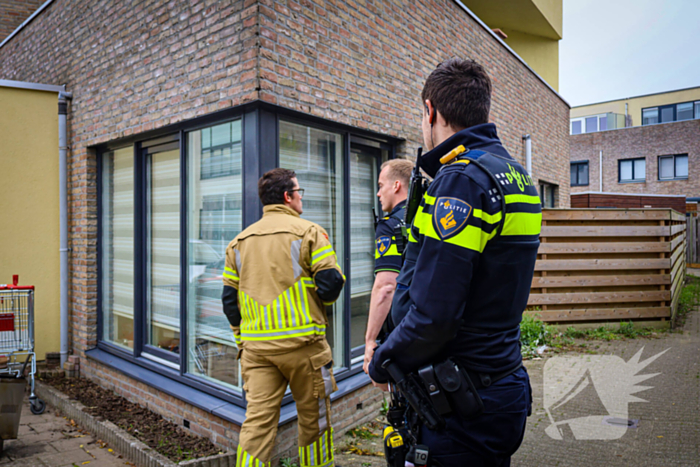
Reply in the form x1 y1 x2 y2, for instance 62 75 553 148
30 399 46 415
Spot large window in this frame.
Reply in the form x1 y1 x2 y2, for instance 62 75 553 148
570 161 589 186
643 101 700 126
658 154 688 180
187 120 242 389
101 147 135 350
99 106 397 406
619 158 646 183
279 120 345 367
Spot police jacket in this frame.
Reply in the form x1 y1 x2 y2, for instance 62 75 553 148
222 204 345 354
369 124 541 383
374 200 406 274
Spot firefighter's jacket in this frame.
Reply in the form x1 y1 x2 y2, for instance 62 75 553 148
222 204 345 354
369 123 542 383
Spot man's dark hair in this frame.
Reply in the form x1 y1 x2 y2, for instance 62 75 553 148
421 58 492 130
258 168 297 205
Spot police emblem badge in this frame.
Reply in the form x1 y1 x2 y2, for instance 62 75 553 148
376 236 392 256
434 197 472 239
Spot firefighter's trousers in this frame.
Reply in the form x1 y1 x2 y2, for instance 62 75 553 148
236 339 337 467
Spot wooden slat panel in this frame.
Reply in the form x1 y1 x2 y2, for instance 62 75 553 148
671 224 686 236
671 210 686 222
531 274 671 288
671 233 685 252
528 290 670 305
537 242 671 254
526 307 670 322
535 258 671 271
542 210 672 221
541 226 669 237
670 243 684 269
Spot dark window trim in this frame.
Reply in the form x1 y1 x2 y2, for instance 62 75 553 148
642 99 700 126
96 100 400 409
658 154 689 181
570 161 589 186
618 157 646 183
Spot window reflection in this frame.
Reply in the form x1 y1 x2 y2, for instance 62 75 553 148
101 147 135 349
187 121 243 389
279 121 345 368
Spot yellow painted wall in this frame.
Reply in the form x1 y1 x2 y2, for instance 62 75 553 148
571 86 700 126
0 87 59 361
463 0 561 90
502 29 559 90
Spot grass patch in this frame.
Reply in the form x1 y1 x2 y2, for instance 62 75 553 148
561 321 656 341
520 315 556 358
675 274 700 327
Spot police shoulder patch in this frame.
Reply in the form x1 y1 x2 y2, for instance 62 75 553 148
376 236 392 256
433 197 472 240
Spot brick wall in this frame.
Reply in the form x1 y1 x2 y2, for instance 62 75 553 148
255 0 570 201
0 0 568 460
570 119 700 197
0 0 43 42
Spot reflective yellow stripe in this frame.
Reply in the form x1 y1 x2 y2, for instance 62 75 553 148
224 266 239 281
311 245 334 265
311 251 335 265
240 323 326 341
236 446 269 467
505 194 541 204
473 209 502 225
423 194 436 205
375 243 400 259
299 428 334 467
502 212 542 236
413 207 496 253
223 271 238 281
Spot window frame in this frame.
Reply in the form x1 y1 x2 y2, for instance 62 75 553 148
570 114 607 135
643 100 699 125
658 154 689 181
96 102 400 408
570 160 589 186
618 157 646 183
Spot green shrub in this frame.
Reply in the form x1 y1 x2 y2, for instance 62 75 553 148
520 315 554 357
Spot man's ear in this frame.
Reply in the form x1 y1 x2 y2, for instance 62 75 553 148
283 191 292 203
425 99 435 125
393 180 401 194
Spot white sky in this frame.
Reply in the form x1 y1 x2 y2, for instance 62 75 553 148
559 0 700 107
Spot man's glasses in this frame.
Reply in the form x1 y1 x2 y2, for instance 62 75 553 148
288 188 305 197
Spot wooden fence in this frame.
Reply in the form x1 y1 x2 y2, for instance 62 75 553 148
687 213 700 267
527 209 686 325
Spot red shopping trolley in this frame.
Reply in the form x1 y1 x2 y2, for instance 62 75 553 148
0 275 45 415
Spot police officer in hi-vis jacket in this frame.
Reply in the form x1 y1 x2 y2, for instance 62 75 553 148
363 158 413 374
369 59 541 466
222 168 345 467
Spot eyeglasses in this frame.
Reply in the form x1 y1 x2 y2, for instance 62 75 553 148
288 188 305 197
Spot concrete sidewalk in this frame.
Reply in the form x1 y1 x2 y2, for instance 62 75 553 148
0 396 129 467
513 308 700 466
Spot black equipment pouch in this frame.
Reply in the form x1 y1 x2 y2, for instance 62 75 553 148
433 359 484 420
417 364 452 416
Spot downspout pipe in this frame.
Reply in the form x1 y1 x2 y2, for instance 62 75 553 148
599 150 603 192
522 134 532 175
59 91 72 367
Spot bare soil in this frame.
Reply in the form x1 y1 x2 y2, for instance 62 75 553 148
41 375 223 463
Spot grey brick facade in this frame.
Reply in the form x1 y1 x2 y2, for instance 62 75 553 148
571 119 700 197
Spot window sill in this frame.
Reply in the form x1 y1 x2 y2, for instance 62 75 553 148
618 180 646 184
658 177 689 182
85 347 372 427
571 184 589 187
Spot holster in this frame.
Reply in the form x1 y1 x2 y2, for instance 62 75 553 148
417 358 484 421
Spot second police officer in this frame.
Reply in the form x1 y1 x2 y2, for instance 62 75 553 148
368 58 542 466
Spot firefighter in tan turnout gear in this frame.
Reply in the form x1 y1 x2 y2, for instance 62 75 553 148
222 168 345 467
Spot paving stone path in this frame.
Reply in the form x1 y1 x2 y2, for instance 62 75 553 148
0 398 130 467
514 307 700 467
